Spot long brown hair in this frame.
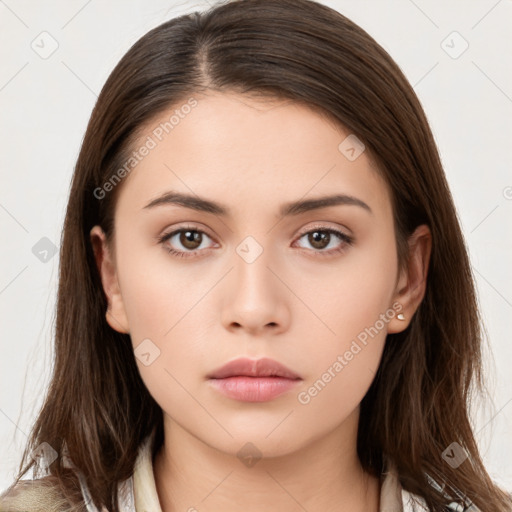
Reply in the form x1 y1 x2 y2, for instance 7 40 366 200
4 0 511 510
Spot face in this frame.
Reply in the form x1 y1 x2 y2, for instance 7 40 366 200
91 91 429 458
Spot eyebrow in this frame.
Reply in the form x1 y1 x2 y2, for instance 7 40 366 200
143 191 372 217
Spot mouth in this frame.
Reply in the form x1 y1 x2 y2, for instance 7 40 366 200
207 357 302 402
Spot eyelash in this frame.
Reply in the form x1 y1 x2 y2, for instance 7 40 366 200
156 224 354 259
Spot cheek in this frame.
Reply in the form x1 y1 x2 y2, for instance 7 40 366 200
292 302 390 439
116 235 198 341
293 229 397 351
291 231 396 409
115 250 215 412
127 298 210 424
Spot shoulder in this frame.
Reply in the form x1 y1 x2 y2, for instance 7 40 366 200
0 477 84 512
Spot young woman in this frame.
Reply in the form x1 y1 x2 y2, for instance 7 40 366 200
1 0 510 510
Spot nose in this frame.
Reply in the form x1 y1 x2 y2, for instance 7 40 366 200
220 245 291 336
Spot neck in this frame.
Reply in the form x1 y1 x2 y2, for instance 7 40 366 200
153 410 380 512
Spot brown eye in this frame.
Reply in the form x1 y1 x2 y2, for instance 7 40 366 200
178 230 203 250
307 230 331 250
158 226 216 258
295 227 353 256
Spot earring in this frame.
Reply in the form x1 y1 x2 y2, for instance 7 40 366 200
397 313 405 321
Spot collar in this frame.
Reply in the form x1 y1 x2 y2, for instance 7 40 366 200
131 430 162 511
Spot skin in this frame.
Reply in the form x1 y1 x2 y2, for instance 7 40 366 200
90 91 431 512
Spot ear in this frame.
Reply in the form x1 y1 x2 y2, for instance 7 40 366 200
90 225 130 334
387 224 432 334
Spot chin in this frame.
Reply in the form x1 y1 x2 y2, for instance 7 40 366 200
196 423 317 462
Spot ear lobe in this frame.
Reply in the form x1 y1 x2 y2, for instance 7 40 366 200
388 224 432 334
90 225 130 334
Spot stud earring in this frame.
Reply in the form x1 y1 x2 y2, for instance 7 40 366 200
397 313 405 321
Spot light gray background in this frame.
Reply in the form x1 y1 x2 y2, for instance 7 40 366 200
1 0 511 492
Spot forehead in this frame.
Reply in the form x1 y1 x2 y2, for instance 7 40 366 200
114 91 391 220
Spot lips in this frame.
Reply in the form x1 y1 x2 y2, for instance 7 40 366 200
207 357 302 402
207 357 302 380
